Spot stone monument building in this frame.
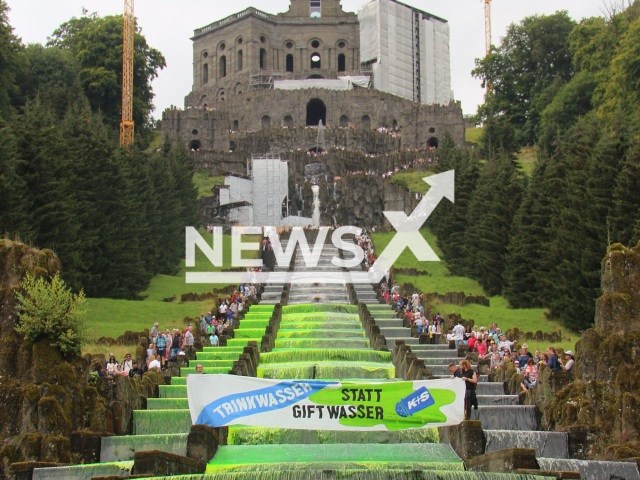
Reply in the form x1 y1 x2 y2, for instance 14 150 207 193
161 0 466 227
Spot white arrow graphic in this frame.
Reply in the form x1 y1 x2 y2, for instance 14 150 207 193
367 170 455 280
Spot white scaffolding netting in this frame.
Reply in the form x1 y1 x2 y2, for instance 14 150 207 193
358 0 452 105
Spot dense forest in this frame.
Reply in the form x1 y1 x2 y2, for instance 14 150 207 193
432 2 640 332
0 2 198 299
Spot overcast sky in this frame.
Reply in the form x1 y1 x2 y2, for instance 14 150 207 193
8 0 607 118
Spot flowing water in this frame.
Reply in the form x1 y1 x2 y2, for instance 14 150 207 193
31 244 640 479
312 185 320 227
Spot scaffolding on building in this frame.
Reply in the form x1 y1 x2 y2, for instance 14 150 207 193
249 70 284 90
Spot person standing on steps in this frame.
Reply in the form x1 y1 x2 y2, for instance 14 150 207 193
155 331 167 370
460 360 478 420
453 320 465 347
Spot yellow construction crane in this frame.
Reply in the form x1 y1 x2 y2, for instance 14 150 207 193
120 0 135 147
484 0 492 57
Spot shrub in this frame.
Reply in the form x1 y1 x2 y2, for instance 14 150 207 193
15 273 89 355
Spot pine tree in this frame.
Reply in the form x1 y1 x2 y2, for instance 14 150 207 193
464 154 524 295
610 132 640 248
0 118 30 237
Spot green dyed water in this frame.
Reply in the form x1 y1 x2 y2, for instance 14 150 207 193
207 443 462 473
228 426 439 445
196 352 248 361
276 329 366 339
257 362 395 380
190 360 235 368
259 349 391 364
227 338 262 347
280 321 361 330
134 410 191 435
235 329 269 339
282 313 359 322
202 346 246 353
274 338 370 349
247 305 275 312
238 320 270 329
158 385 187 398
243 313 273 319
140 471 549 480
283 304 358 314
182 366 231 376
169 377 186 386
147 398 188 410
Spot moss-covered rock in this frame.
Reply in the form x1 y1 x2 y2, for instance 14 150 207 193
37 397 71 437
40 435 70 463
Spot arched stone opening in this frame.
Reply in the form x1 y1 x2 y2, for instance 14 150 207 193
340 115 349 127
262 115 271 129
237 50 243 71
308 74 324 79
286 54 294 72
233 120 239 130
189 140 201 151
283 115 294 127
338 54 346 72
361 115 371 129
260 48 267 69
308 147 324 153
219 56 226 78
310 53 321 69
306 98 326 126
202 64 209 84
392 119 398 129
427 137 439 149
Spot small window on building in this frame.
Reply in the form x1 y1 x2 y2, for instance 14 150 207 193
362 115 371 129
262 115 271 129
310 0 321 18
429 127 436 133
220 42 226 51
219 56 226 78
237 50 243 71
338 41 345 48
260 48 267 69
286 54 294 72
233 120 239 130
340 115 349 127
286 41 294 49
260 35 267 44
202 63 209 84
311 40 320 49
392 119 398 129
203 51 208 58
284 115 293 127
311 53 321 69
192 129 199 135
237 37 243 45
338 54 346 72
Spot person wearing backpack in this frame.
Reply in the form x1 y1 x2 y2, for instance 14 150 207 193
156 332 167 370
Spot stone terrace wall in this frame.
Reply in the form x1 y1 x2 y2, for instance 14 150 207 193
541 242 640 460
162 88 465 152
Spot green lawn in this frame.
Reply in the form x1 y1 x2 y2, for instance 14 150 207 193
371 228 579 351
85 231 261 344
517 146 537 177
389 170 434 194
193 171 225 199
465 127 483 144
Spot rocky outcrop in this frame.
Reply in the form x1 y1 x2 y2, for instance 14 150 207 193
0 240 164 476
542 242 640 460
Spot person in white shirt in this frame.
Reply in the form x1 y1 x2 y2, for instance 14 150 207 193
446 329 455 342
147 355 161 371
453 321 466 347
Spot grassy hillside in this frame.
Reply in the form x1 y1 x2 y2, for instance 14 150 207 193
371 228 578 353
193 171 225 199
84 231 261 352
465 127 483 144
389 170 434 194
517 146 537 177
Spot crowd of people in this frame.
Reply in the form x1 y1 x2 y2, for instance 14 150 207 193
355 228 378 268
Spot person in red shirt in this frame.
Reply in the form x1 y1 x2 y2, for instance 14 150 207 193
468 333 477 351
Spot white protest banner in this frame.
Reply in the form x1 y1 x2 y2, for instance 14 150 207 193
187 375 465 431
